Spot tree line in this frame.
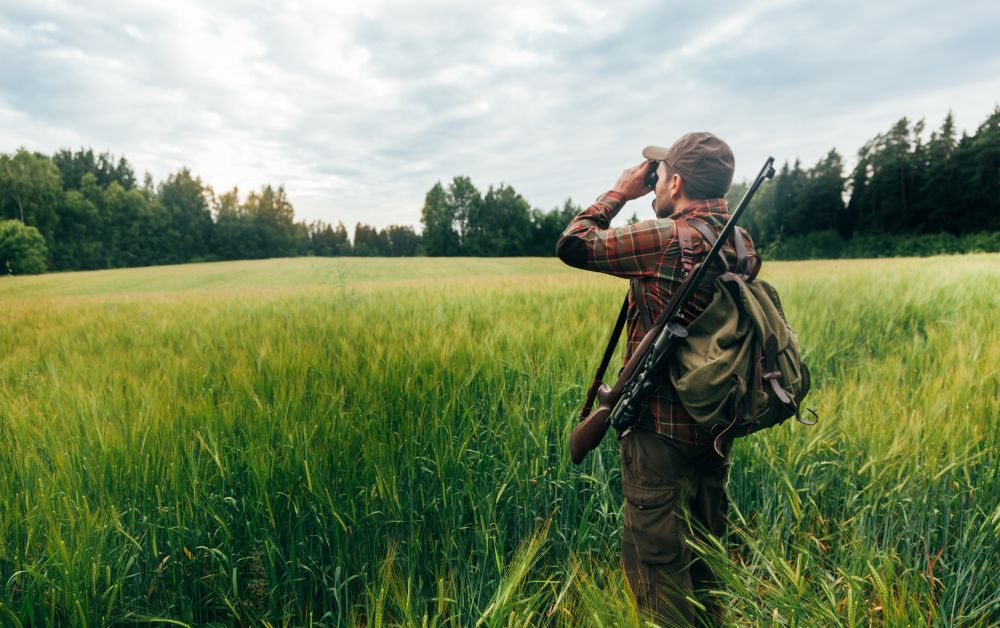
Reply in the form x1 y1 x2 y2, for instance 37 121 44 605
0 146 584 273
728 107 1000 258
2 106 999 274
419 176 584 256
0 148 422 273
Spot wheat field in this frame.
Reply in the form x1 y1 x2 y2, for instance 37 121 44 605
0 255 997 626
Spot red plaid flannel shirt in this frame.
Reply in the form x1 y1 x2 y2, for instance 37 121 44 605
557 191 757 445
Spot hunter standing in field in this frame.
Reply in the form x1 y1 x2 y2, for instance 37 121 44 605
557 132 754 624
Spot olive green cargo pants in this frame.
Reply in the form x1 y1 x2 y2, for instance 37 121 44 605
620 428 731 626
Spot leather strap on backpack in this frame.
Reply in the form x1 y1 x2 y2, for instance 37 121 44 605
762 334 816 425
712 379 746 457
732 227 761 280
732 228 751 276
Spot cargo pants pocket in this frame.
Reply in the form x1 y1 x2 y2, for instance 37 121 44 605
622 482 679 565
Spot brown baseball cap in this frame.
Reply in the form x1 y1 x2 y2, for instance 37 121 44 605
642 132 735 198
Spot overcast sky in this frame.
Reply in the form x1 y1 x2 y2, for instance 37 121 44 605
2 0 999 229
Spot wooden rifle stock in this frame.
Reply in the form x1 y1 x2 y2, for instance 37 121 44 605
569 384 613 464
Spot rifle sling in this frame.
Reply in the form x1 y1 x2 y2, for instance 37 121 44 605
578 294 630 420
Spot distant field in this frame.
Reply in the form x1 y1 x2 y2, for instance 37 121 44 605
0 255 998 625
0 257 564 297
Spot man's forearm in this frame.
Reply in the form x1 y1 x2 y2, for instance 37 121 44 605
556 191 626 268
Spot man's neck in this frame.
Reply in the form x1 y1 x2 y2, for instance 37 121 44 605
669 198 722 218
671 198 703 215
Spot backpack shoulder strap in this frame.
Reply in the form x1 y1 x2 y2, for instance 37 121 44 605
687 218 761 279
686 218 716 245
674 219 695 278
735 227 762 280
685 218 730 273
732 227 750 276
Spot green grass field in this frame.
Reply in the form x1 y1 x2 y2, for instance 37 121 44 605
0 255 998 626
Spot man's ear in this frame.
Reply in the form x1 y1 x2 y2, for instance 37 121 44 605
670 173 684 199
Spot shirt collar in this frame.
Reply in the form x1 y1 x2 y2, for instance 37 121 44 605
669 198 729 221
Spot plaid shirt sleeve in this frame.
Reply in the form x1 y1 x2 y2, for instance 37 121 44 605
556 191 676 279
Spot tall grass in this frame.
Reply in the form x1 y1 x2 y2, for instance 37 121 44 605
0 255 997 625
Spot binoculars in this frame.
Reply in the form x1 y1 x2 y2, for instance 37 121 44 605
644 161 659 189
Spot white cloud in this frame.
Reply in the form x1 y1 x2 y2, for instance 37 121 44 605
123 23 144 41
0 0 998 229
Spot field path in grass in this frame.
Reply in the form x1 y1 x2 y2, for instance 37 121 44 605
0 254 997 625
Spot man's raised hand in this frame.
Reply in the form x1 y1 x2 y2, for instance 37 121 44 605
612 160 655 201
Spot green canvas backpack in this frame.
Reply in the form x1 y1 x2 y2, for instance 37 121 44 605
661 219 815 454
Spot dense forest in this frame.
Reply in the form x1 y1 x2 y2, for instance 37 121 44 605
0 148 394 273
728 108 1000 259
1 108 998 274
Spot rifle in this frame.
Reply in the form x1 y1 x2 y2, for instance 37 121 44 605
569 157 776 464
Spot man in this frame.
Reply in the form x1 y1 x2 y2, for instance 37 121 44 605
556 132 755 625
